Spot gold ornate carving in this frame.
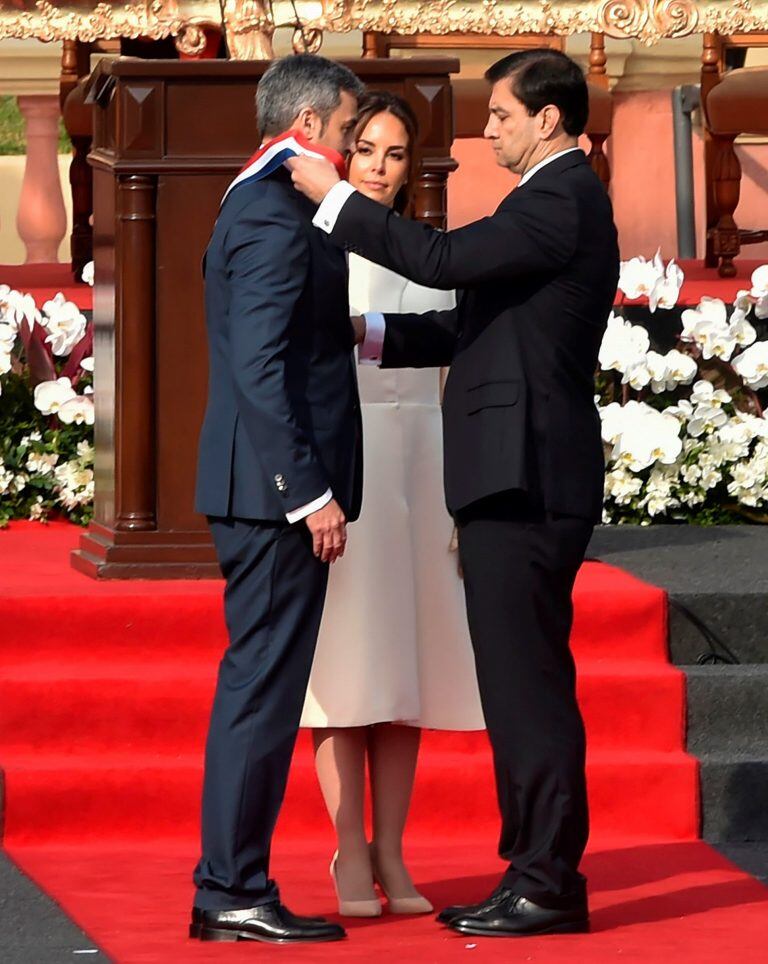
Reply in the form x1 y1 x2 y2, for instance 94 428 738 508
174 21 209 54
292 25 324 53
3 0 768 49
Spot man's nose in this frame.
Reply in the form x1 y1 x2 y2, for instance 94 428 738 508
483 118 495 140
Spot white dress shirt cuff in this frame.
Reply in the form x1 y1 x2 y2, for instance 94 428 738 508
286 488 333 524
313 181 357 234
359 312 386 365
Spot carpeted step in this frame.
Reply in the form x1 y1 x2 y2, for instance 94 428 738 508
685 665 768 755
0 523 669 667
699 753 768 842
0 744 699 846
0 660 686 754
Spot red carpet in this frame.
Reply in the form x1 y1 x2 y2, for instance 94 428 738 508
0 263 93 310
2 521 766 959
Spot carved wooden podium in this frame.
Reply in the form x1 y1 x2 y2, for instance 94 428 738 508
71 58 458 578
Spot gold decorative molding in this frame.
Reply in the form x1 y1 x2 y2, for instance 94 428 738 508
3 0 768 50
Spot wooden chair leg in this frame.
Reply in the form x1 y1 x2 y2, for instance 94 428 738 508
709 132 741 278
701 32 721 268
703 129 718 268
70 133 93 278
586 132 611 192
588 32 609 90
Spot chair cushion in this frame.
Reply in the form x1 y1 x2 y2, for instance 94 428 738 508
453 78 612 139
62 77 93 139
706 66 768 136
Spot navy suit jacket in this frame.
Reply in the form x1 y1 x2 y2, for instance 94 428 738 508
196 169 363 522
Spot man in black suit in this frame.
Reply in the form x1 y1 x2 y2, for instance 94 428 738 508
190 55 364 944
289 49 619 937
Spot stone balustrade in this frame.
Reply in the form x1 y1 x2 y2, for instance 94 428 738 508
0 39 68 265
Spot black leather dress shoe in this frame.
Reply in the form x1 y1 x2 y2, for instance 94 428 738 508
436 887 506 924
448 889 589 937
189 903 346 943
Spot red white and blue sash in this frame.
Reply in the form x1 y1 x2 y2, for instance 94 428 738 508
221 130 347 205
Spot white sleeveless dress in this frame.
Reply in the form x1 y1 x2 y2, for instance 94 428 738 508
300 255 484 730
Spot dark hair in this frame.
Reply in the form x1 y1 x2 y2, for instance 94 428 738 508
352 91 419 215
485 49 589 137
257 54 365 139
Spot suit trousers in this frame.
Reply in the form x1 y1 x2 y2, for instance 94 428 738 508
455 492 593 908
193 516 328 910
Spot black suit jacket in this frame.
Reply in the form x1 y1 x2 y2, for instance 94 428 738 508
196 169 363 522
328 150 618 523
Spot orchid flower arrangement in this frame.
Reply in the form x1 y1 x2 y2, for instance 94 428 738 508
599 255 768 524
0 264 95 525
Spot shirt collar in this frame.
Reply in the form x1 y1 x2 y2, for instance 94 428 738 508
518 147 582 187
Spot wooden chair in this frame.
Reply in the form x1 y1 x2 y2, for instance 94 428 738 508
363 32 612 191
701 32 768 277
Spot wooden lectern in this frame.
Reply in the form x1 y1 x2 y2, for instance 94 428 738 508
72 58 458 579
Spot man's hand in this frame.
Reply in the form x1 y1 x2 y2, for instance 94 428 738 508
287 155 341 204
305 498 347 564
351 314 366 346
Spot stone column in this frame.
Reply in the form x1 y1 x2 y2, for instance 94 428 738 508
16 95 67 263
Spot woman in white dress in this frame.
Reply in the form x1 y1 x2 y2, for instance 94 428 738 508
300 92 484 917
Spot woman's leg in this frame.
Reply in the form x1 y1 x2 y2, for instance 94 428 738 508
313 727 377 900
368 723 424 899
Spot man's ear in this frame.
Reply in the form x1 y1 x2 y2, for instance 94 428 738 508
539 104 563 140
295 107 322 142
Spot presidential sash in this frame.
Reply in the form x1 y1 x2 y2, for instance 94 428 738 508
221 130 347 205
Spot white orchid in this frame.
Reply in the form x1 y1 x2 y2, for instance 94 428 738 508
57 394 95 426
80 356 94 373
77 440 95 461
0 465 14 495
0 321 15 352
618 249 665 301
624 357 653 389
604 466 643 505
0 285 40 331
598 313 650 375
649 257 684 313
716 420 754 461
750 265 768 298
681 297 740 360
600 400 636 445
691 380 731 407
688 406 728 438
748 265 768 320
606 401 683 472
26 451 58 476
33 377 76 415
81 261 94 286
42 294 87 357
687 381 732 436
641 466 680 516
663 349 697 389
732 342 768 390
730 308 757 349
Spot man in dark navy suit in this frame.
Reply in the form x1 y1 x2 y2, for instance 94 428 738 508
290 50 619 939
190 55 364 945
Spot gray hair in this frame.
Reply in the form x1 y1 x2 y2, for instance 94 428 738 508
256 54 365 139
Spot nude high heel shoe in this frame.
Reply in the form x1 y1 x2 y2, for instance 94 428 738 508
370 846 433 915
330 852 382 918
